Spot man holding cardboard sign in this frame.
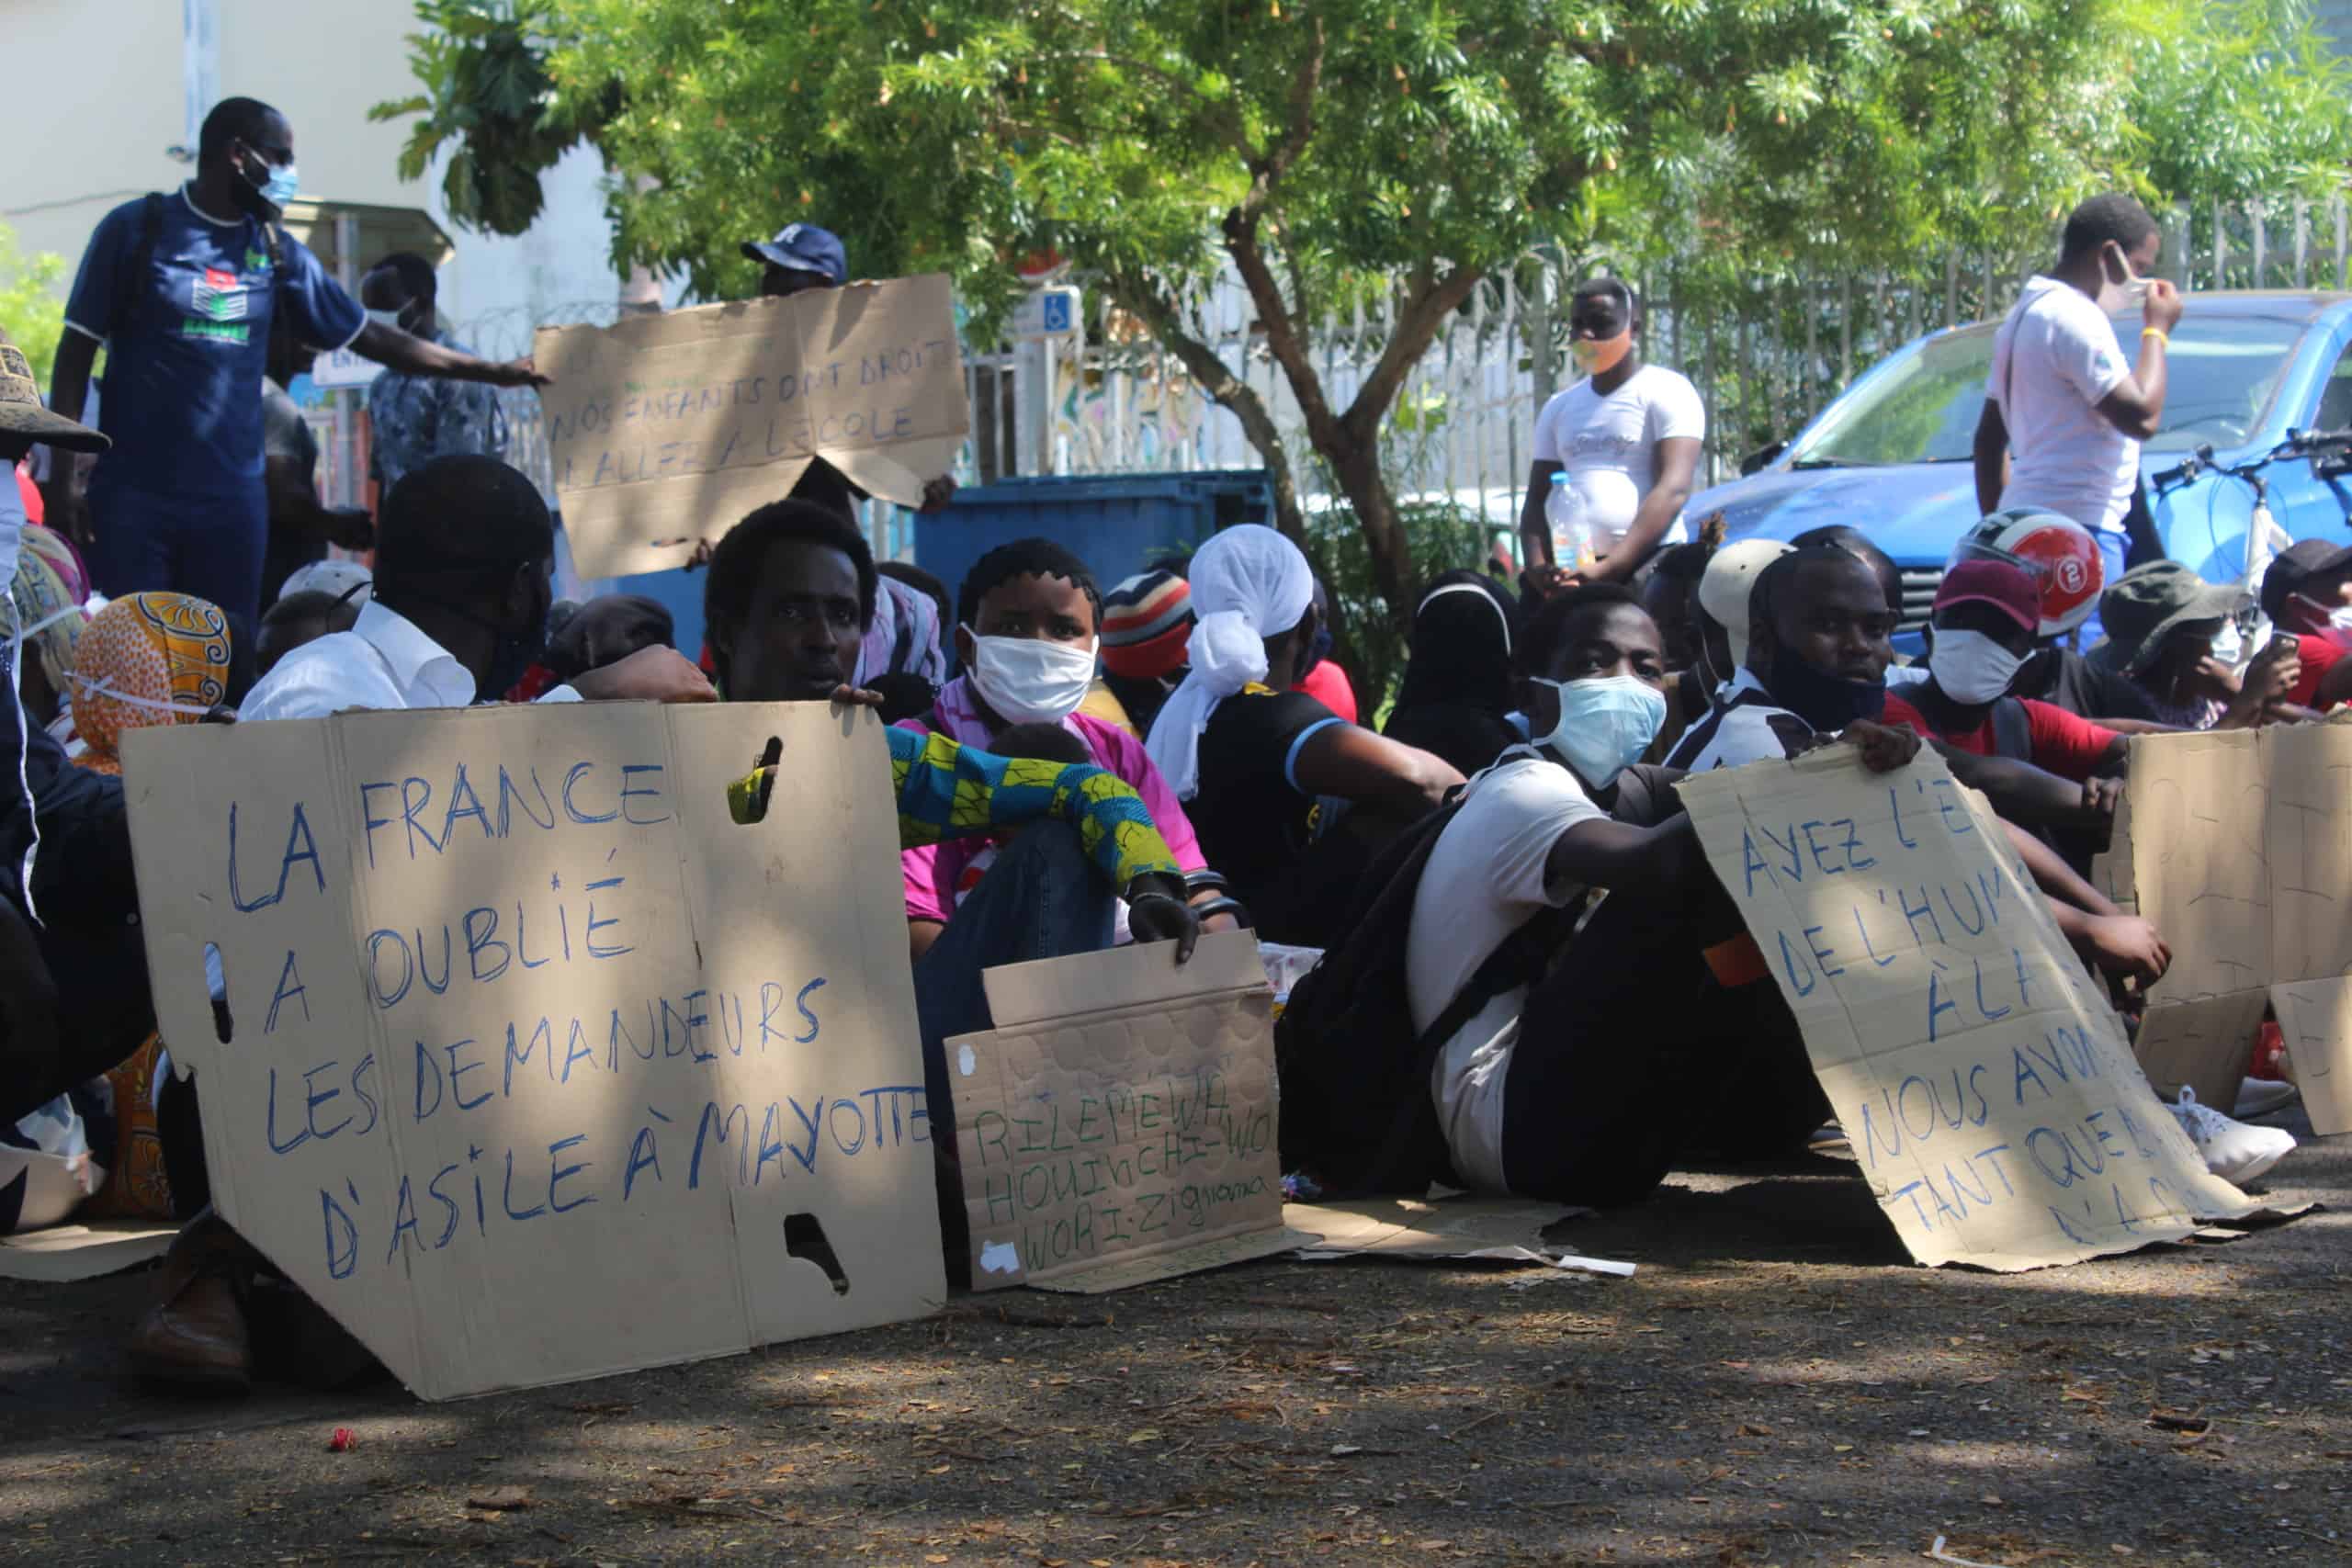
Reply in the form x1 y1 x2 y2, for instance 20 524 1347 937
1678 745 2263 1269
704 498 1204 1280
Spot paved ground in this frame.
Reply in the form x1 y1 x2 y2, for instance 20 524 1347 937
2 1114 2344 1567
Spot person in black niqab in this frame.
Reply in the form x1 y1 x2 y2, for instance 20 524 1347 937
1381 570 1525 776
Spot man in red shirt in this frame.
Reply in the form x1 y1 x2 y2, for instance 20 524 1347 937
1899 560 2127 782
2258 538 2352 712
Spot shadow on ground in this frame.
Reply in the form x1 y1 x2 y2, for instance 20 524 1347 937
4 1112 2344 1567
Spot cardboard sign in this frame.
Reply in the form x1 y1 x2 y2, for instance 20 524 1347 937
945 931 1301 1292
2110 721 2352 1131
534 276 969 578
119 703 944 1400
1677 748 2259 1270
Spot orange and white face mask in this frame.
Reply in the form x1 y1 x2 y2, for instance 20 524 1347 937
1569 329 1633 377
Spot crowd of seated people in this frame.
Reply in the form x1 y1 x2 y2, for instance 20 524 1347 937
0 434 2321 1395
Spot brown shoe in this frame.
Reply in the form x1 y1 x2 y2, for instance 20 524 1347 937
127 1214 254 1394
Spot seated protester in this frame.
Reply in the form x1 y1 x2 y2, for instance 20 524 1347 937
242 457 713 721
1382 570 1526 777
1292 576 1360 722
8 523 88 739
139 460 715 1396
704 501 1201 1280
1408 585 1834 1203
898 537 1217 962
1146 525 1464 947
1896 559 2127 781
2087 562 2294 731
64 592 234 773
254 588 362 679
857 567 949 725
540 592 673 687
1692 538 1793 694
1668 545 2171 982
1100 568 1193 738
6 725 153 1130
1636 525 1720 762
2258 537 2352 714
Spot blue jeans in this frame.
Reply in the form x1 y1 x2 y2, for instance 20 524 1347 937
911 821 1117 1279
85 478 269 638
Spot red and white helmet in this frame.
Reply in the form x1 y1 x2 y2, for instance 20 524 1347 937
1951 509 2104 637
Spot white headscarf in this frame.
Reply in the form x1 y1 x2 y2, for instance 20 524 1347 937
1144 524 1316 800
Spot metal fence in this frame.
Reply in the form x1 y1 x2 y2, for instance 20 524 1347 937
463 194 2352 565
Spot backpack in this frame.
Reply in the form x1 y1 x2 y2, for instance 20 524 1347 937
1272 758 1681 1194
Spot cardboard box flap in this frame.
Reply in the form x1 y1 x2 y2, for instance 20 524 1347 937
979 929 1268 1030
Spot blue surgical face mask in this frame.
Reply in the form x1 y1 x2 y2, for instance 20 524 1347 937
238 145 300 213
1530 674 1667 789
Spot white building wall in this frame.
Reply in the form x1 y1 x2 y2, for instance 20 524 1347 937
0 0 650 337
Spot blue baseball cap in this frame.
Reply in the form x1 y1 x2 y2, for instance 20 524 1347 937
741 223 847 286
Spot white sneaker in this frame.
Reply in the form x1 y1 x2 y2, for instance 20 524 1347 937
2234 1077 2300 1120
2171 1088 2296 1186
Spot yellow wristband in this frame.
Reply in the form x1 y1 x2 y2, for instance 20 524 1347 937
2142 326 2169 345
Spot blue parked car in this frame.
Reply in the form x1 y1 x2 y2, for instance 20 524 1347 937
1688 291 2352 649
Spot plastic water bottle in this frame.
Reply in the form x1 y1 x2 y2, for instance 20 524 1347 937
1545 472 1598 573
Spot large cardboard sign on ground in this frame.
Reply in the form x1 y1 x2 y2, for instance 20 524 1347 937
2097 722 2352 1133
1679 749 2258 1270
120 704 944 1400
534 275 968 578
945 932 1305 1293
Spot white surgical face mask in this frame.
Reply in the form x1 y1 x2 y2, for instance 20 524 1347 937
367 308 406 333
965 628 1098 725
2288 592 2352 636
2208 617 2245 670
1930 627 2028 705
1529 674 1666 789
2101 244 2150 313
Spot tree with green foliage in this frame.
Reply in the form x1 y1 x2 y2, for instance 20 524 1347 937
376 0 2352 644
368 0 611 236
0 224 67 386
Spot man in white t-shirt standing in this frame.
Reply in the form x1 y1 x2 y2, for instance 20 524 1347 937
1519 278 1706 593
1973 194 2183 642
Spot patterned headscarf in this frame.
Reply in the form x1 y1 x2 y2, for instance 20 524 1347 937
855 574 948 687
6 524 89 697
69 592 232 773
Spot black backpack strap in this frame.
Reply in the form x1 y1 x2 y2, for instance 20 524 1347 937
1990 696 2034 762
112 192 164 344
1355 895 1577 1192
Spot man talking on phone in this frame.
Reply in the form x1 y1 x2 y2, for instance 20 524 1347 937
1973 194 2182 646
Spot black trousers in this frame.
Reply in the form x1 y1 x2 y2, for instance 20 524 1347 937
1499 872 1826 1207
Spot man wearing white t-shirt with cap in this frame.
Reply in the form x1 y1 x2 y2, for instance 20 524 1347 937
1973 194 2183 642
1519 279 1706 592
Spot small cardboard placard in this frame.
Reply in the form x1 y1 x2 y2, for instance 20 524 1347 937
946 931 1297 1292
119 702 945 1400
2106 720 2352 1132
1677 748 2260 1271
533 276 969 579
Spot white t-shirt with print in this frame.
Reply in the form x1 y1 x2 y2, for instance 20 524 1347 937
1407 751 1606 1193
1531 364 1706 550
1990 276 2137 536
